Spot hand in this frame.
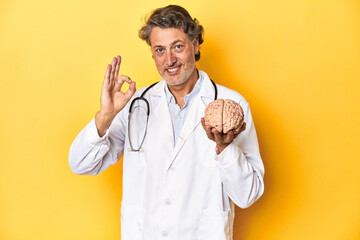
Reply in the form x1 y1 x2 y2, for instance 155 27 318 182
95 56 136 136
201 118 246 154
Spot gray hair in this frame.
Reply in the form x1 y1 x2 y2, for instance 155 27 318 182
139 5 204 61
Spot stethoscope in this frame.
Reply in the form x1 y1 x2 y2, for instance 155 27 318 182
128 79 218 152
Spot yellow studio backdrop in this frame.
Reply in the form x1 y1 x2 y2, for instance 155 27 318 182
0 0 359 239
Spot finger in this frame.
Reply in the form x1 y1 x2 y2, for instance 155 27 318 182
103 64 112 86
125 81 136 100
201 118 215 141
233 120 246 134
212 127 224 143
232 124 242 135
114 75 130 92
109 57 117 81
241 122 247 132
113 81 122 92
114 56 121 80
200 117 206 129
236 122 246 134
224 130 234 143
117 75 132 85
233 122 246 139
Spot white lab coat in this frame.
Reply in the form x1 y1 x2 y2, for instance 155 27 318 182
69 71 264 240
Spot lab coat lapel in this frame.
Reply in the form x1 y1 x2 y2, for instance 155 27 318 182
148 81 175 148
170 75 216 165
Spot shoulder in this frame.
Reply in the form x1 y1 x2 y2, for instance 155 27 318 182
135 80 165 97
199 70 249 106
216 84 248 106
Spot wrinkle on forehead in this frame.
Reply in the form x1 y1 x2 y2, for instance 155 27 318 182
149 27 190 47
153 40 185 49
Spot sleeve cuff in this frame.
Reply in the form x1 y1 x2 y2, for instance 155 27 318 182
215 140 243 166
84 118 110 146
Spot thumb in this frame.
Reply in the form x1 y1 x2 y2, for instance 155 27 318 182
125 81 136 100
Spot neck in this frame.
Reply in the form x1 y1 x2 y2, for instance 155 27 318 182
167 68 199 108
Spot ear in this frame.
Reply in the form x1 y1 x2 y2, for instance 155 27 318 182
193 37 200 54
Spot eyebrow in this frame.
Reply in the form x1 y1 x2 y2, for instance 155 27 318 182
153 40 185 48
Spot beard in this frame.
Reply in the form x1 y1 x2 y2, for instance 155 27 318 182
160 45 197 86
161 60 196 86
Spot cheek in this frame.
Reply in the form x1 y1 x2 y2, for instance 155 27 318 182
153 58 164 70
183 54 196 67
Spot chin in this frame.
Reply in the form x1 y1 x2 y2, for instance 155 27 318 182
161 71 186 86
162 68 195 86
165 77 188 86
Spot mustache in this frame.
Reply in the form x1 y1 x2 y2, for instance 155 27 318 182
164 62 182 70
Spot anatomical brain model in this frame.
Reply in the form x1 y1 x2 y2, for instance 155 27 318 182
204 99 244 134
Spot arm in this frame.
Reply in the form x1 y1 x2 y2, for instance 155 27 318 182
68 114 127 175
201 101 264 208
68 56 136 175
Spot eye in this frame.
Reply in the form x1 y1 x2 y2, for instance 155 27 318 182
155 48 164 53
175 44 183 50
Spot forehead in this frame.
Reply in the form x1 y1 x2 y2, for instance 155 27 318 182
149 27 190 46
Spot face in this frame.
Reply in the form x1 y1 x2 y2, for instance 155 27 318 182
149 27 199 86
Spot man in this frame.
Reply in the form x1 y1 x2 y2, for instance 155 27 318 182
69 5 264 240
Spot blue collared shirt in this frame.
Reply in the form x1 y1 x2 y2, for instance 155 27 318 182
164 74 204 145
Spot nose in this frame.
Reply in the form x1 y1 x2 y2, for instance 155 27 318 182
165 51 177 66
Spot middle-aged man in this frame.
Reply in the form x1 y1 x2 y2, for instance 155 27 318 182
69 5 264 240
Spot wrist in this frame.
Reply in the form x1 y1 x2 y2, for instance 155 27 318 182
216 143 229 154
98 108 117 120
95 110 116 137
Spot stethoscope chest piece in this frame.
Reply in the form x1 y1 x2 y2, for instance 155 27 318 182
127 147 144 152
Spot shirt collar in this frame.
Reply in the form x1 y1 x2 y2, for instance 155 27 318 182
164 71 204 106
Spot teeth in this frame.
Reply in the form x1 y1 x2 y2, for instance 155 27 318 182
167 67 179 73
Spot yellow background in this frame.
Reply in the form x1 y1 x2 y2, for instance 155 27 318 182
1 0 359 239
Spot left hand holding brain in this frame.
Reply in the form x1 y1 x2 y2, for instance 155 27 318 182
201 99 246 154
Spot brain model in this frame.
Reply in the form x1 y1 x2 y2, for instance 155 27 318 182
204 99 244 134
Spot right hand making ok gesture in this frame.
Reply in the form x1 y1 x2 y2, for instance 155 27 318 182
95 56 136 137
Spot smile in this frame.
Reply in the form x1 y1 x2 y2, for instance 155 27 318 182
165 65 181 75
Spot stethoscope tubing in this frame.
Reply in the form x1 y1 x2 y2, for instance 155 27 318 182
128 79 217 152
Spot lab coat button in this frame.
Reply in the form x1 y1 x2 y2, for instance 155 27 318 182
162 231 168 237
165 198 171 205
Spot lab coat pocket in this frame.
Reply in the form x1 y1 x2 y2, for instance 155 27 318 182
197 210 231 240
121 203 144 240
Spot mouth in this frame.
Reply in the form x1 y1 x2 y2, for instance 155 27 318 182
165 65 182 75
